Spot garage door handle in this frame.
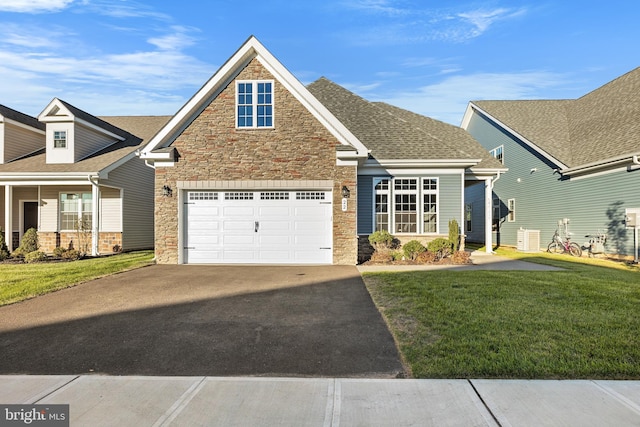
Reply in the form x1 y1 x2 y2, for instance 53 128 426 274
255 221 259 232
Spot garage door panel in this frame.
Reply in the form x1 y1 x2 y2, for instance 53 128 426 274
185 190 332 264
223 206 255 217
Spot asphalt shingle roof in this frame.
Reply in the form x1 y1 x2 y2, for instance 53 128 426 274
474 67 640 168
0 104 45 131
0 115 170 174
307 77 502 169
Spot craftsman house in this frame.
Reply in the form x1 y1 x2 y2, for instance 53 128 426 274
140 36 504 264
463 67 640 259
0 100 169 255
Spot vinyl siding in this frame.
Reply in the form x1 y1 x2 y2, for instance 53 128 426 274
466 112 640 257
3 123 44 163
99 187 122 232
40 186 92 232
102 157 154 250
74 123 117 162
357 172 463 236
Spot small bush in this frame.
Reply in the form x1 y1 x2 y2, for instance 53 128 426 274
368 230 394 251
448 219 460 252
391 250 404 261
415 251 437 264
14 227 39 256
427 238 452 260
403 240 426 261
53 246 67 258
61 249 81 261
0 231 10 261
24 250 47 263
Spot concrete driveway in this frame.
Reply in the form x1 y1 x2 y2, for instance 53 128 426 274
0 265 405 378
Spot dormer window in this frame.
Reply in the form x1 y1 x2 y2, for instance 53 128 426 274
236 80 273 128
53 130 67 148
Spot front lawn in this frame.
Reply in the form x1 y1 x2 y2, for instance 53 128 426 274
0 251 155 306
363 250 640 379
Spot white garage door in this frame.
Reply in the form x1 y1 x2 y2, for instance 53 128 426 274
184 190 333 264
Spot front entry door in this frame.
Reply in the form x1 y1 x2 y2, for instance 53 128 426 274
23 201 38 232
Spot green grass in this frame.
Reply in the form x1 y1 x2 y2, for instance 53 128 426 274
363 249 640 379
0 251 155 306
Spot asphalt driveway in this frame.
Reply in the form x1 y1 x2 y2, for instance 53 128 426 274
0 265 405 378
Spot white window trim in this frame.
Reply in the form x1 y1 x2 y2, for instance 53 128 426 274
235 79 275 129
59 192 93 232
53 130 67 149
465 203 473 233
373 177 439 235
373 177 390 233
490 145 504 164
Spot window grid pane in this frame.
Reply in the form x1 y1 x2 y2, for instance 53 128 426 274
53 131 66 148
375 194 388 232
394 194 417 233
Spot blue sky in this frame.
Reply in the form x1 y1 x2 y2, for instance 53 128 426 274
0 0 638 125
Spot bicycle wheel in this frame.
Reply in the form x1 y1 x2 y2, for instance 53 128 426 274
547 242 562 254
568 242 582 257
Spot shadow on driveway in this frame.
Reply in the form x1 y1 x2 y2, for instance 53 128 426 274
0 265 405 378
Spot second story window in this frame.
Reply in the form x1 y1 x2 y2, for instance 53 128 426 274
237 80 273 128
490 145 504 164
53 130 67 148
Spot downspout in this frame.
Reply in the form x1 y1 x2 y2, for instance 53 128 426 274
88 175 100 256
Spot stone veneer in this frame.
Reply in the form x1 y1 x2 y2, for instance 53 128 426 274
38 231 123 254
154 58 358 264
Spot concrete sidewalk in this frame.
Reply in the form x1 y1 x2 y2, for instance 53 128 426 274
2 375 640 426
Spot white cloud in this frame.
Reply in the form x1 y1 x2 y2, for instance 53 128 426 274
148 26 198 51
379 71 568 125
457 7 527 37
0 0 74 13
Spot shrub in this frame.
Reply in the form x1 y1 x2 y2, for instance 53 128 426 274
0 231 9 261
53 246 67 258
368 230 394 251
14 227 39 256
448 219 460 252
415 250 437 264
403 240 426 261
391 250 404 261
24 250 47 263
427 238 452 260
61 249 81 261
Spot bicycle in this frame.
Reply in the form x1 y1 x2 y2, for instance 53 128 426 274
547 228 582 257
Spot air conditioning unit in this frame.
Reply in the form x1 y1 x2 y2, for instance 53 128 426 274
517 229 540 252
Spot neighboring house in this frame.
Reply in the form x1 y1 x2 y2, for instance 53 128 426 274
140 36 504 265
0 99 170 255
462 67 640 258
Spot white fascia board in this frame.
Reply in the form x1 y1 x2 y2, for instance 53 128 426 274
560 152 640 176
0 172 98 186
372 158 481 168
1 118 46 134
140 36 369 159
37 98 72 122
465 103 568 170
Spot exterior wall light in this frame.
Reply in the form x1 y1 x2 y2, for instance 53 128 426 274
341 186 350 198
162 185 173 197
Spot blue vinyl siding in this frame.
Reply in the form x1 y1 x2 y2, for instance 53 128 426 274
466 111 640 257
357 173 463 236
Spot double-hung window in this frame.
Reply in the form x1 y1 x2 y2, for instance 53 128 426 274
490 145 504 164
374 179 390 232
53 130 67 148
60 193 92 231
373 177 439 234
237 80 273 128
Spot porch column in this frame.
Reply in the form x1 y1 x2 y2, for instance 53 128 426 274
484 177 493 254
91 182 99 256
4 185 12 251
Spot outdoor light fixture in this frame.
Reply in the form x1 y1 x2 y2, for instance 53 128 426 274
162 185 173 197
341 186 350 198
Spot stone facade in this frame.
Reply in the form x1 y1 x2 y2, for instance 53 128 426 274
38 231 122 254
154 58 358 264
